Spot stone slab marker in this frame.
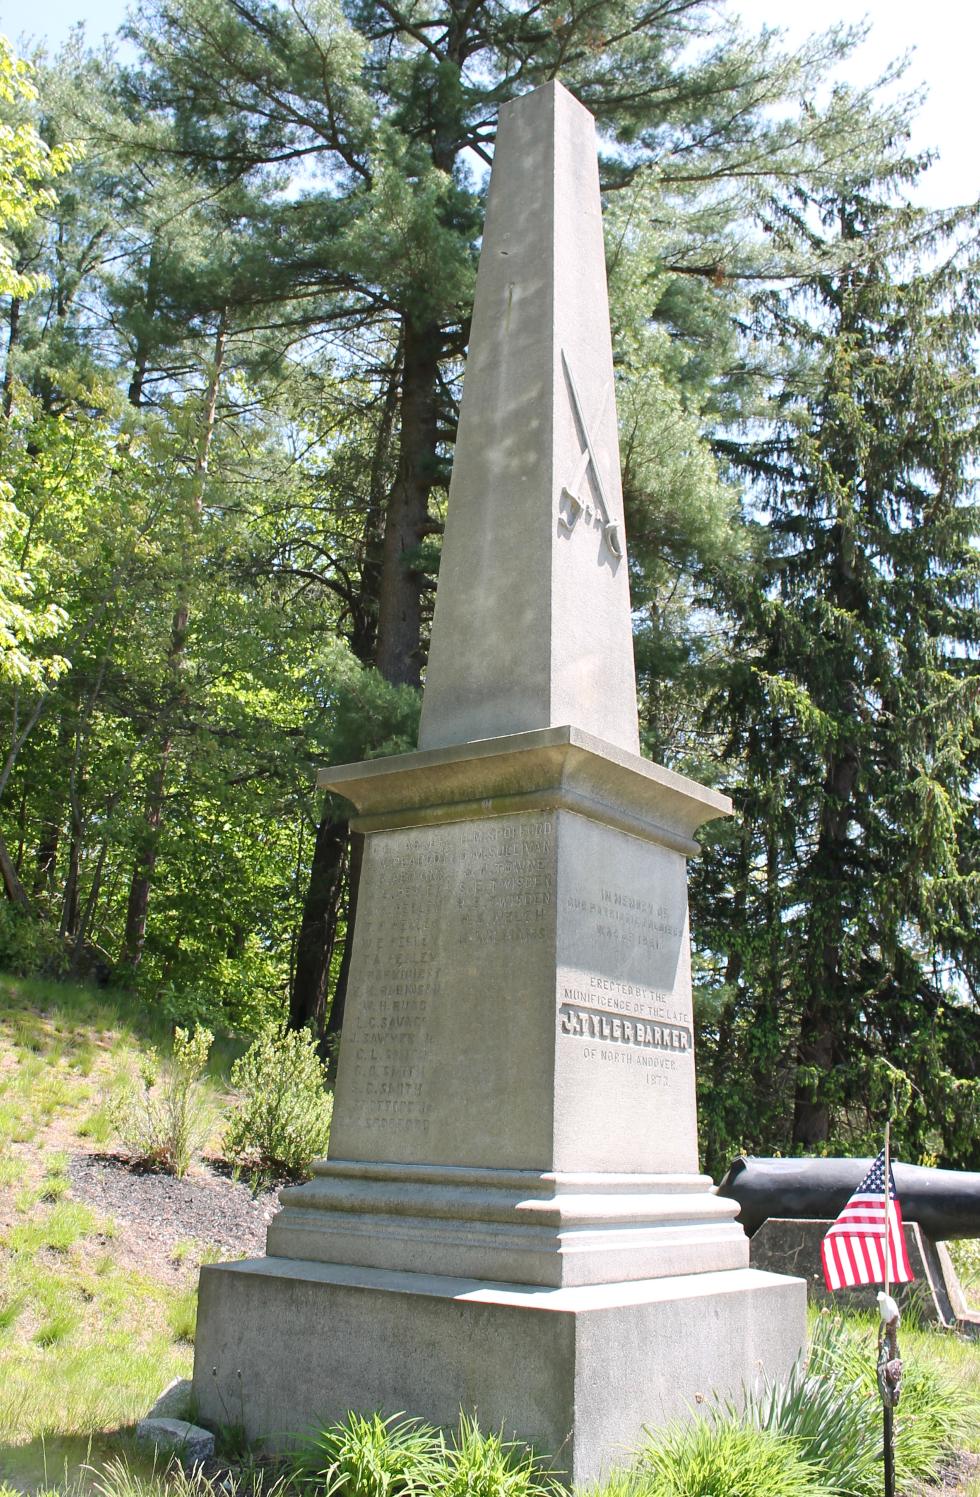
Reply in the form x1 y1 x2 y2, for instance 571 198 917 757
193 80 805 1483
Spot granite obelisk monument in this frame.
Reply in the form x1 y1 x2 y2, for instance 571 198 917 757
193 81 805 1482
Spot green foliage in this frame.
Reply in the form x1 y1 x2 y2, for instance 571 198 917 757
0 904 69 977
807 1312 979 1488
0 36 77 298
166 1285 197 1344
292 1412 443 1497
290 1412 560 1497
225 1023 332 1179
734 1327 879 1494
435 1414 561 1497
116 1024 214 1178
694 172 980 1168
636 1419 829 1497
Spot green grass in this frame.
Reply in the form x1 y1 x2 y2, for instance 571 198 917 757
165 1288 197 1345
7 1200 110 1255
0 972 216 1488
635 1420 830 1497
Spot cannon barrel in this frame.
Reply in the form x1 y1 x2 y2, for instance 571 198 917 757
717 1156 980 1240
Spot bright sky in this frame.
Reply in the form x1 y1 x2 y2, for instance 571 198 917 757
1 0 977 209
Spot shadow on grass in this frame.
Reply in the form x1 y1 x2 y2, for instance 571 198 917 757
0 1430 163 1496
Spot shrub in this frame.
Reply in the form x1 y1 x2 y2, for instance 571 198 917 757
116 1025 214 1178
636 1419 830 1497
0 904 68 977
225 1023 332 1179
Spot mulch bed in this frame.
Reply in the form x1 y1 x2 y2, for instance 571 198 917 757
68 1152 284 1267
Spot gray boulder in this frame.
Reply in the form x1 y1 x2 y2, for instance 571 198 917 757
134 1417 215 1466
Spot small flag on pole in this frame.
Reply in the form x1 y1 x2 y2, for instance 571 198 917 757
821 1149 914 1292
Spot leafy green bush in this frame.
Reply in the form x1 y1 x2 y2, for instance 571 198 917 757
0 904 67 977
224 1023 332 1179
116 1025 214 1178
636 1419 830 1497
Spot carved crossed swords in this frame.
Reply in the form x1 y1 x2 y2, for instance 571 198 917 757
558 349 623 560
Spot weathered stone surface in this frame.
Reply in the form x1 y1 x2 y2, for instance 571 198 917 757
418 82 639 756
134 1417 214 1465
193 1257 806 1486
146 1377 193 1421
287 736 741 1286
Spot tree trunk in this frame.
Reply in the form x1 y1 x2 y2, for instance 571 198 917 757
288 331 426 1039
3 296 21 419
374 316 441 686
290 321 441 1048
121 743 170 966
350 347 402 663
59 830 81 942
288 812 348 1032
70 835 110 975
0 826 31 912
34 818 61 895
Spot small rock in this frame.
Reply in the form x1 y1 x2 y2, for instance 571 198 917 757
147 1377 193 1421
135 1417 215 1466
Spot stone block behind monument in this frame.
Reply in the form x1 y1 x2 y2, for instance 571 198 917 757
193 80 805 1482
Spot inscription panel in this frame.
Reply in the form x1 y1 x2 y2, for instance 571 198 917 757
330 812 556 1168
553 810 698 1174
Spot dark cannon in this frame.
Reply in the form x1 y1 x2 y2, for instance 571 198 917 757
717 1156 980 1241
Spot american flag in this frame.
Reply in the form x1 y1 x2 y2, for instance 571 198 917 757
820 1149 914 1292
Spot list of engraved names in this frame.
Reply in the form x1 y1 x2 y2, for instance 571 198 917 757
343 814 555 1136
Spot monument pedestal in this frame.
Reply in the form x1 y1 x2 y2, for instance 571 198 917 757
193 729 805 1477
194 1258 804 1485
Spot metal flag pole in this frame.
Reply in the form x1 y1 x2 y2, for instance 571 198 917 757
877 1119 900 1497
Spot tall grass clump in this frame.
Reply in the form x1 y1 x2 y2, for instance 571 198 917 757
117 1025 214 1178
225 1023 332 1179
636 1419 830 1497
807 1311 977 1489
435 1414 561 1497
88 1455 295 1497
291 1413 560 1497
291 1411 442 1497
734 1325 878 1494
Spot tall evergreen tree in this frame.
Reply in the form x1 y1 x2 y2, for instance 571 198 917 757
696 181 980 1170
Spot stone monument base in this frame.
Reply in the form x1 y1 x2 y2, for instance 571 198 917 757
193 1257 806 1485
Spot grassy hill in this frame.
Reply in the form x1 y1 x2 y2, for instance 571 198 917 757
0 975 237 1491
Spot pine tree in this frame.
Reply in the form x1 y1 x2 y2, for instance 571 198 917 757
696 180 980 1169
